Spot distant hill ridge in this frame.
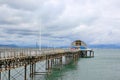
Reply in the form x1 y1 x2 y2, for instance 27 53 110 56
89 44 120 49
0 44 120 48
0 44 18 48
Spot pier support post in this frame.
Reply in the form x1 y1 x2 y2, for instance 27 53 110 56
60 57 62 65
90 51 91 57
0 64 1 80
8 62 11 80
60 56 62 69
32 64 34 75
46 55 48 70
8 70 10 80
85 51 87 57
0 72 2 80
34 63 36 74
51 59 53 69
30 64 32 77
30 62 36 80
55 58 57 65
46 55 51 74
48 59 50 73
92 51 94 57
24 65 27 80
65 55 69 65
52 59 54 65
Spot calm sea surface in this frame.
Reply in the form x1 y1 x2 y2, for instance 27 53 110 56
2 49 120 80
41 49 120 80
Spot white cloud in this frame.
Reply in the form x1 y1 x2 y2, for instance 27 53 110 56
0 0 120 47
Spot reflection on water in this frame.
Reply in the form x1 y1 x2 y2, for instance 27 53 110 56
35 60 78 80
48 62 77 80
41 49 120 80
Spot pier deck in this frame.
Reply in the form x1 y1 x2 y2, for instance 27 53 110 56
0 48 94 80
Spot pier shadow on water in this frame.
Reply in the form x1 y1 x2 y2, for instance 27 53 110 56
35 60 78 80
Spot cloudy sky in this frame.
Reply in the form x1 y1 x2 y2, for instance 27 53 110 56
0 0 120 47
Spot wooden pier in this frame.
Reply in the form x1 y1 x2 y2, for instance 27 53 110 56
0 48 94 80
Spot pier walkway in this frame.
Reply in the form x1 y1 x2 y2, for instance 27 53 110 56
0 48 94 80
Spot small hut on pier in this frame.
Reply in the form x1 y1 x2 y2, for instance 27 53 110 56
71 40 87 49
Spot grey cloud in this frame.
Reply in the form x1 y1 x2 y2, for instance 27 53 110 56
0 5 33 26
0 20 15 25
4 28 39 36
0 0 120 46
0 0 45 11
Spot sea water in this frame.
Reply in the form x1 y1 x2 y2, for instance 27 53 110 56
1 49 120 80
41 49 120 80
